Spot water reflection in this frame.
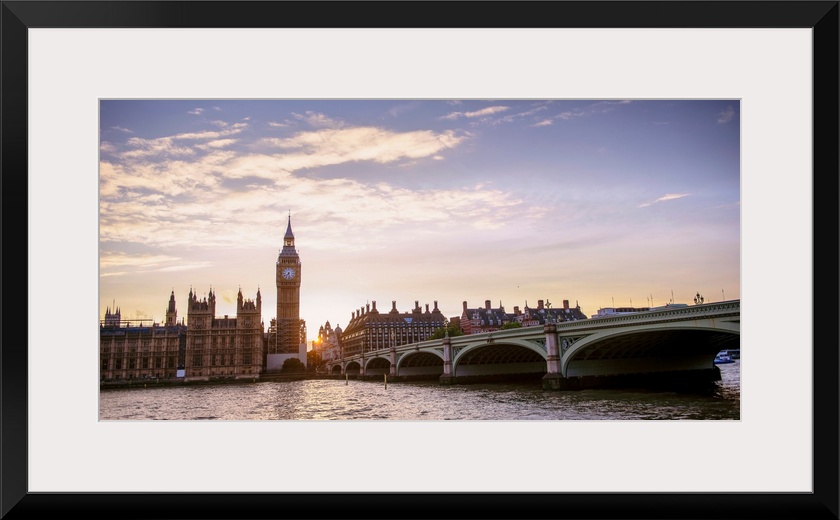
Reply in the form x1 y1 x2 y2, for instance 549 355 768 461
100 361 740 420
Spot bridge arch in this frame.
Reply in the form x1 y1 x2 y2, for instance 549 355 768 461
395 350 443 378
344 361 361 376
561 322 740 378
364 356 391 375
452 340 547 378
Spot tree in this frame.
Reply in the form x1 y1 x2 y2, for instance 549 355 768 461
306 350 321 372
428 323 464 340
281 357 305 373
501 322 522 330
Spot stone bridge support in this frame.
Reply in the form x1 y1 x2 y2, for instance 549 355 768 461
439 335 454 385
541 323 565 390
389 346 396 377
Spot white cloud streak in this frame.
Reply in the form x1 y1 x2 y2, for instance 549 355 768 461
638 193 690 208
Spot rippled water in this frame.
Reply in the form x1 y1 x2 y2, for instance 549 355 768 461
100 361 739 420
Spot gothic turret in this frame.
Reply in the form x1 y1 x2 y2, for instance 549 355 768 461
165 290 177 326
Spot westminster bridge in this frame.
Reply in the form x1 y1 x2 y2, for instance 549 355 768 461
328 300 741 390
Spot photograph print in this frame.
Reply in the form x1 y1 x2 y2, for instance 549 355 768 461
99 99 740 420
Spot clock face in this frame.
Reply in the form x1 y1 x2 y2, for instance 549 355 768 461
282 267 295 280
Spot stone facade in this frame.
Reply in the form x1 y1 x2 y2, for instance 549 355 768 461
275 215 302 355
340 300 446 356
183 287 264 381
99 292 186 381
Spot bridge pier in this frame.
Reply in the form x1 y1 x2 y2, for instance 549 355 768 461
541 323 565 390
439 335 455 385
389 346 396 377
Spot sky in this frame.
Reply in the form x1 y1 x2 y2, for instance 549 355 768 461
99 99 740 341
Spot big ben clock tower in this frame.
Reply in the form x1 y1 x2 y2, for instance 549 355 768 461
276 213 301 354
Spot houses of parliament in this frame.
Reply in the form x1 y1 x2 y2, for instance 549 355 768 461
99 215 306 382
100 214 589 383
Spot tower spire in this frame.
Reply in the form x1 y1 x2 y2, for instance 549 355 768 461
284 212 294 240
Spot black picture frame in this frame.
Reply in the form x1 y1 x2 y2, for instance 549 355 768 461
2 1 837 519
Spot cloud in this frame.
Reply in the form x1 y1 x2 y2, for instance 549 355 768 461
111 126 133 133
256 127 466 169
717 106 735 124
121 137 197 159
532 119 553 127
464 106 510 118
100 153 541 253
556 100 632 121
116 124 247 159
638 193 690 208
195 139 238 151
100 115 532 256
188 108 204 115
440 105 510 121
292 111 345 129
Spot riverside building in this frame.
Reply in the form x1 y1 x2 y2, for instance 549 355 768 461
340 300 447 357
101 214 309 382
183 287 264 381
99 292 187 381
460 299 587 334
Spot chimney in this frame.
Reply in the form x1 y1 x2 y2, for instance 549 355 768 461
392 301 397 311
485 300 491 310
514 306 520 315
366 303 370 313
425 304 430 313
372 301 377 311
434 300 439 311
415 300 420 311
463 301 468 312
563 299 570 310
538 300 544 310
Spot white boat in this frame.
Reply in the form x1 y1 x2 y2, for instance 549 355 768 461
714 350 735 364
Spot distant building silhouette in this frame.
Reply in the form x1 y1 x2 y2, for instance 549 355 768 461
461 299 587 334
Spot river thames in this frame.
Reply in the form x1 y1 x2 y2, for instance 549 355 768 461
99 360 739 420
